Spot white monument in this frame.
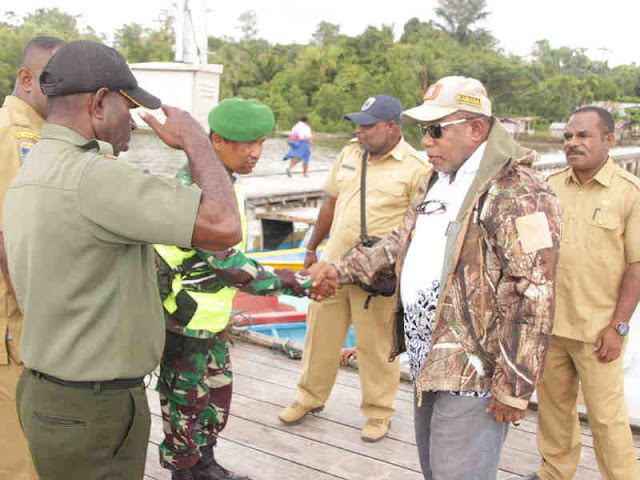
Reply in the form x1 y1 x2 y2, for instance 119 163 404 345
129 0 223 129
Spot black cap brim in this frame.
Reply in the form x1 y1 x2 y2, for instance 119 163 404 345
344 111 380 126
120 86 161 110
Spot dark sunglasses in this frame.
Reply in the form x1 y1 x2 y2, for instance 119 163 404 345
420 118 471 139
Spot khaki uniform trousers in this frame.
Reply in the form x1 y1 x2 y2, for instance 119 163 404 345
0 361 37 479
536 335 640 480
296 285 400 420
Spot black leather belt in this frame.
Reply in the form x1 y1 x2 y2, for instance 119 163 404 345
34 370 144 390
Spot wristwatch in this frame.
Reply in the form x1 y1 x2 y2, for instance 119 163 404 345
610 320 630 336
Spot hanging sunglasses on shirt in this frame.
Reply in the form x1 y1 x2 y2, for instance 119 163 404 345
420 118 471 139
416 200 448 216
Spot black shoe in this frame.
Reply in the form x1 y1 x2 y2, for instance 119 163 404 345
172 469 197 480
195 448 252 480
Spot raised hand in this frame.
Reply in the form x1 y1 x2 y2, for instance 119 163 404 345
139 105 207 150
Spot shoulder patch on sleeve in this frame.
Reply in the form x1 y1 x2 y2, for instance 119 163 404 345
19 142 33 164
515 212 553 254
14 131 40 142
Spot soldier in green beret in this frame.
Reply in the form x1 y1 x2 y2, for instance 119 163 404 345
154 98 327 480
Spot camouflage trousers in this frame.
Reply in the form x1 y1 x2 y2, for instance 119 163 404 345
157 329 232 470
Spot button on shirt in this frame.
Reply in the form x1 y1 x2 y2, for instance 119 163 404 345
401 143 486 383
3 124 202 381
548 157 640 343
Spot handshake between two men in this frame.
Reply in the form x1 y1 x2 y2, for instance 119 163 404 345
306 262 341 302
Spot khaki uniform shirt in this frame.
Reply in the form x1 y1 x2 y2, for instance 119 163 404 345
0 96 44 364
321 138 429 263
3 124 202 381
548 158 640 343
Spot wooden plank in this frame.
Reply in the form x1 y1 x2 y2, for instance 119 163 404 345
230 349 415 404
231 341 415 395
143 341 633 480
232 370 417 444
226 393 421 472
147 415 342 480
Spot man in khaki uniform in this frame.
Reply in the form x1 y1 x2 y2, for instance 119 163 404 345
279 95 429 441
519 106 640 479
0 35 64 480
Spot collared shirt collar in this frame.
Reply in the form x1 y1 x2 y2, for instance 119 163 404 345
566 156 614 188
437 141 487 182
3 95 45 132
40 123 114 156
366 136 409 163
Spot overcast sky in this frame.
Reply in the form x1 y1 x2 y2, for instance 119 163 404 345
5 0 639 67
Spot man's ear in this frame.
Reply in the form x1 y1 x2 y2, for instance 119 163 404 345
16 67 35 93
211 132 225 150
468 118 488 142
90 88 110 120
605 131 615 149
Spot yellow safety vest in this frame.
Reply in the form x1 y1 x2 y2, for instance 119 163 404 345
155 184 247 334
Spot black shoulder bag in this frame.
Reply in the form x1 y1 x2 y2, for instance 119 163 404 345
353 151 397 308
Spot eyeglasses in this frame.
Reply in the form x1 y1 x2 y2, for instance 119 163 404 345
420 118 471 139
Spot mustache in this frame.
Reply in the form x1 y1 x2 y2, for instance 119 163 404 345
565 147 585 156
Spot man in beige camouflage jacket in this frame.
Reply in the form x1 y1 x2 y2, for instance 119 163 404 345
313 77 562 480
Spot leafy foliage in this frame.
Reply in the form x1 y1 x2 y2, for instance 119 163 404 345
1 7 639 134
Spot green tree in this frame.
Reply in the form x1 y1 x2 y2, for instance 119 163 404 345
434 0 491 44
0 8 103 102
114 12 174 63
237 10 257 41
311 21 341 46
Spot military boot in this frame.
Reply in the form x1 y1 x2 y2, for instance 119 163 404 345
195 447 252 480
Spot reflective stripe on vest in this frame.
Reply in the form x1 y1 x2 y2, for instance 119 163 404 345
155 184 247 333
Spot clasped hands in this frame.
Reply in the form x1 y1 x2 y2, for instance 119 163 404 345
306 262 340 301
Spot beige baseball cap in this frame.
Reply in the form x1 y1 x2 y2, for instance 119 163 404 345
402 76 492 122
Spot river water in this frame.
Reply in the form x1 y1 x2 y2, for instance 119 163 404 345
120 129 564 179
121 130 350 178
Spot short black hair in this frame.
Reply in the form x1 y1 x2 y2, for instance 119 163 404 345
20 36 65 66
572 106 615 135
299 116 308 122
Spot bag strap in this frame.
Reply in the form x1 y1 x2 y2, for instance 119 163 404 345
359 151 371 246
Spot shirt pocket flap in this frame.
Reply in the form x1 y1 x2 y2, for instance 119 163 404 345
587 210 620 230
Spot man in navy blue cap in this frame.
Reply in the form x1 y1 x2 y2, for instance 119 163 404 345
279 95 429 442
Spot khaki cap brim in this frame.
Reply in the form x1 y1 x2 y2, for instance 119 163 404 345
402 104 458 123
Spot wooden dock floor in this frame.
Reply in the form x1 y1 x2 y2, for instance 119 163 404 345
143 340 640 479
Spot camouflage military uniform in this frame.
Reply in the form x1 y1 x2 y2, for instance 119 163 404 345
157 168 311 470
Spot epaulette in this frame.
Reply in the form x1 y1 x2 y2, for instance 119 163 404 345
13 130 39 142
545 165 570 181
616 167 640 191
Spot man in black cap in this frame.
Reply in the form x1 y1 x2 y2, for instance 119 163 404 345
3 40 242 479
279 95 429 442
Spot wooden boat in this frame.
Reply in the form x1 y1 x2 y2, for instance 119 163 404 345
246 246 324 272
